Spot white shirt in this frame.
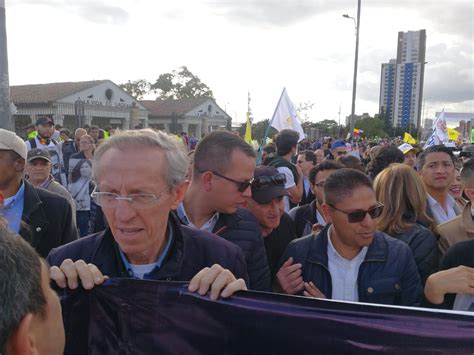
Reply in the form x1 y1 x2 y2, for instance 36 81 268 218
327 226 368 302
316 208 327 227
175 203 220 233
25 136 57 151
453 294 474 312
277 166 295 212
427 194 457 224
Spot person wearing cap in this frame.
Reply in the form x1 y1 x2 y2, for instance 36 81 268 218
24 148 76 223
459 144 474 163
245 166 295 281
0 129 78 257
329 140 347 160
398 143 418 169
25 116 59 151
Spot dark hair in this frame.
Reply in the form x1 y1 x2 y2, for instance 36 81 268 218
417 145 456 170
338 155 365 172
263 144 276 154
70 159 92 183
324 168 373 205
193 131 256 177
309 160 343 185
366 146 404 179
461 158 474 187
299 150 317 165
60 128 71 137
0 223 46 353
274 129 299 156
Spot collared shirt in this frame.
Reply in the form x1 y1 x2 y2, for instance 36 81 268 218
327 225 368 302
118 223 174 279
453 294 474 312
0 181 25 233
427 193 457 224
316 208 327 227
175 202 220 233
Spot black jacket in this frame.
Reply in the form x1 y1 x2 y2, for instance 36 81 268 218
288 200 317 238
47 213 249 284
20 180 78 258
299 181 315 206
211 208 271 292
389 223 439 287
278 226 422 306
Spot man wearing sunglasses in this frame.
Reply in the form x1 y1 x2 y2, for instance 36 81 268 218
276 168 421 306
245 166 296 281
177 131 271 291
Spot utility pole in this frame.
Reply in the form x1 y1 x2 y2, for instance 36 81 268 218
0 0 12 130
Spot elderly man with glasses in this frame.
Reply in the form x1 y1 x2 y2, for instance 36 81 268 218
47 129 248 301
275 168 422 306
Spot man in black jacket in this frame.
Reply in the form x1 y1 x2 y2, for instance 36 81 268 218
177 131 271 291
0 129 78 257
48 129 247 300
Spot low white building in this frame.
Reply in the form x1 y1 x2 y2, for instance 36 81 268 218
10 80 149 131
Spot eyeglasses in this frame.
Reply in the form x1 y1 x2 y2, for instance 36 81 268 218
204 170 254 192
252 173 287 190
327 202 384 223
91 187 168 209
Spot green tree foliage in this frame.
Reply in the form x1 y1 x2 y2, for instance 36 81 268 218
354 116 387 138
119 79 151 99
151 66 214 100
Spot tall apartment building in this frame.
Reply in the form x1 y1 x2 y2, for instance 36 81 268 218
379 30 426 129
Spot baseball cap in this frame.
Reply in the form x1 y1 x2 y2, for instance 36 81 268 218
35 116 54 125
251 166 289 204
398 143 418 155
331 140 346 151
27 148 52 163
0 129 27 160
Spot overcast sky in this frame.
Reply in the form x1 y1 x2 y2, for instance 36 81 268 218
5 0 474 126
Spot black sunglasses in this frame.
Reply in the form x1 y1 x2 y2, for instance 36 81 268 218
206 170 253 192
252 173 287 190
327 202 384 223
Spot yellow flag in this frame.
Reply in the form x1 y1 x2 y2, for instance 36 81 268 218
403 132 416 144
244 112 252 145
448 128 460 141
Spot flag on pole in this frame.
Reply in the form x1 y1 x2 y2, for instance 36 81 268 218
423 110 447 149
270 88 305 141
404 132 417 144
447 128 460 142
353 128 364 136
244 112 252 145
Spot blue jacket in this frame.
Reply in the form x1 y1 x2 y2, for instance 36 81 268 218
278 225 422 306
47 213 249 285
211 208 271 292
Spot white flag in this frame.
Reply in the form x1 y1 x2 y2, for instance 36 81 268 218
270 88 305 142
423 110 447 149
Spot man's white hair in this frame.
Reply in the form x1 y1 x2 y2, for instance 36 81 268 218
92 129 188 189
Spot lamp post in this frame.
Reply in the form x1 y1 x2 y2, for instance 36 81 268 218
343 0 361 142
0 0 11 130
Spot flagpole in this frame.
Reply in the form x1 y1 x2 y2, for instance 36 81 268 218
256 88 286 165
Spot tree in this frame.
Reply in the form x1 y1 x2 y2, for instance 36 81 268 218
296 101 315 123
354 116 387 138
151 66 214 100
119 79 151 99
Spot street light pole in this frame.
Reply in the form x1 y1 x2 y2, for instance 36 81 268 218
343 0 361 142
0 0 12 130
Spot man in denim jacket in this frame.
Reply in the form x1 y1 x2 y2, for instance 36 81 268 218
275 168 422 306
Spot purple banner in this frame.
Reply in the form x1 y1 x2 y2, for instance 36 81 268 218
61 278 474 354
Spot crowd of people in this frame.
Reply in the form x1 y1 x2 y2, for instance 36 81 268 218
0 116 473 353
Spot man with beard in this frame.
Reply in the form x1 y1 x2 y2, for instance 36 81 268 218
25 117 59 151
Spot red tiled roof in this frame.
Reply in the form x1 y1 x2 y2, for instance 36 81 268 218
140 97 212 116
10 80 108 104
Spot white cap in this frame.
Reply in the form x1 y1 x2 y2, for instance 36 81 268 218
0 129 27 160
398 143 417 155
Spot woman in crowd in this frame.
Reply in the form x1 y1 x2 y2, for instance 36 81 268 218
374 163 439 286
68 159 93 237
449 167 467 210
71 134 95 160
366 145 404 180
